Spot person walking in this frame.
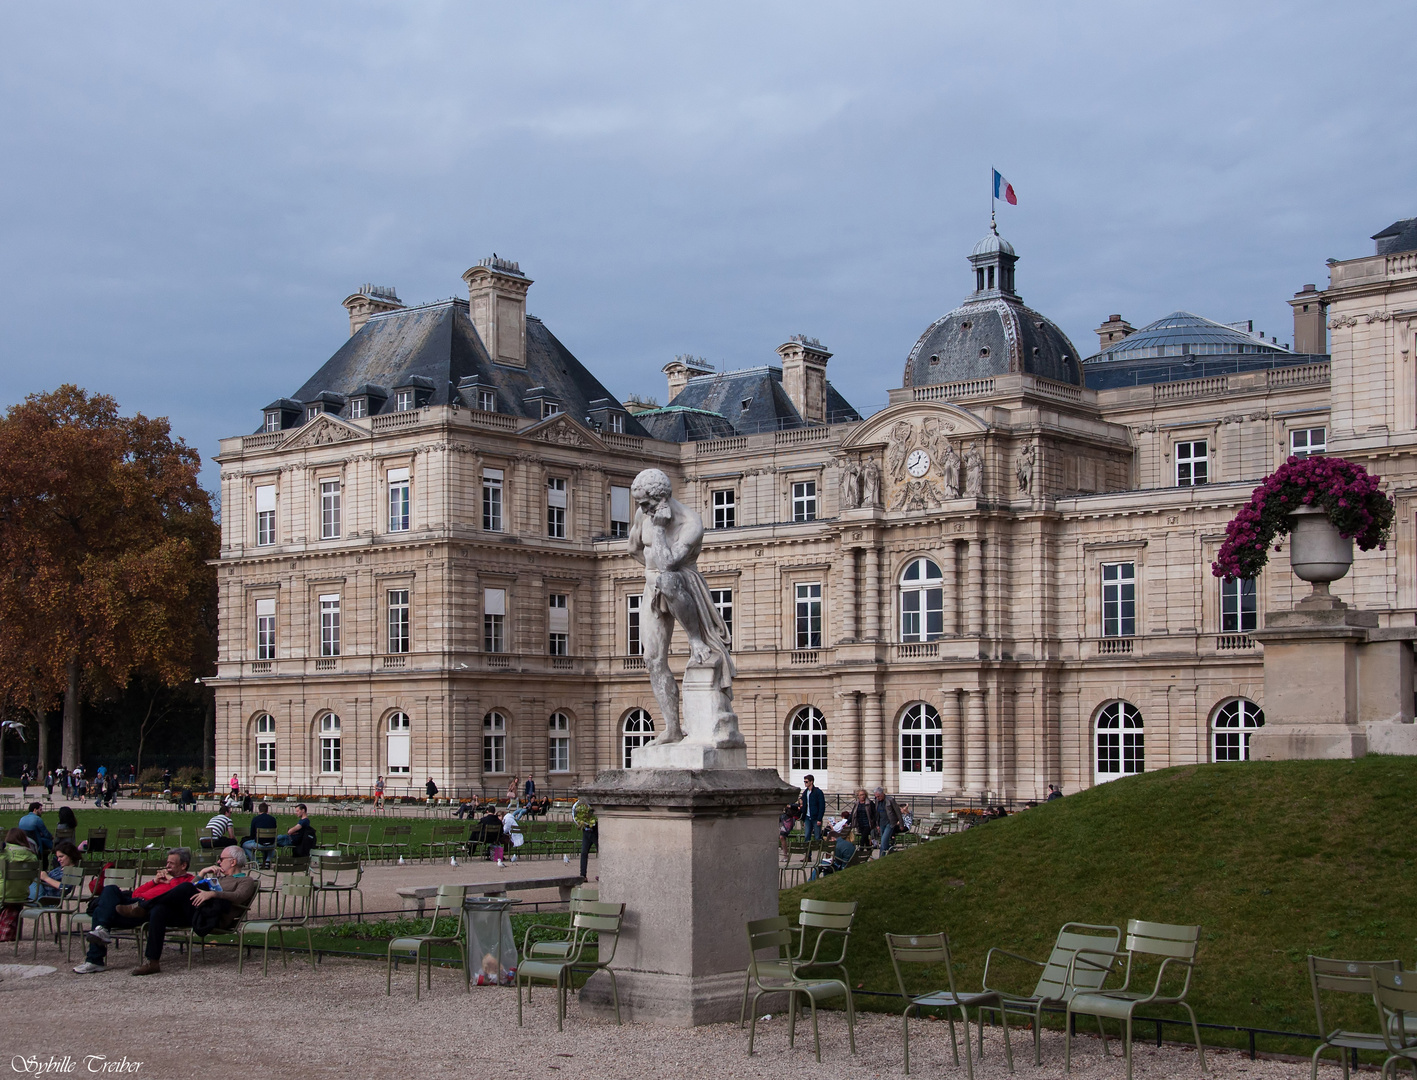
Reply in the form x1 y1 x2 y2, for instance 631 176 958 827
799 774 826 842
228 772 240 797
848 789 877 851
44 770 54 797
425 776 438 803
872 787 906 856
373 776 385 811
573 795 598 880
19 769 30 797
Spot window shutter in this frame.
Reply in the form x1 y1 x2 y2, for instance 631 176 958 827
387 466 409 482
387 734 410 769
610 485 630 522
548 603 569 634
255 598 275 616
256 485 275 512
483 468 503 482
484 588 506 616
547 483 567 508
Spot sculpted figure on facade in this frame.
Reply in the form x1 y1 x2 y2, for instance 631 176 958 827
838 459 863 509
887 421 915 480
963 441 984 498
860 457 881 507
627 468 743 750
1016 443 1035 494
938 439 961 499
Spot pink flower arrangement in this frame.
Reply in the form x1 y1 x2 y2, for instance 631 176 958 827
1212 456 1393 581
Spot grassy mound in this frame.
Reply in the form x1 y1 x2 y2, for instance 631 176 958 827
784 757 1417 1054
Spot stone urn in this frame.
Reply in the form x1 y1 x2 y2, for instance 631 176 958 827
1288 504 1353 599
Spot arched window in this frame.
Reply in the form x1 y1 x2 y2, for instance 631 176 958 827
549 712 571 773
483 711 506 774
622 709 654 768
788 707 828 791
1095 702 1144 783
899 703 944 794
255 714 276 774
387 711 410 775
319 713 341 774
1212 699 1264 761
900 557 945 642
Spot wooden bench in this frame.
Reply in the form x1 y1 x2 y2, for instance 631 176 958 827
396 873 586 916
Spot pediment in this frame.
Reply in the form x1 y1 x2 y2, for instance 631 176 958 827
524 413 606 451
841 400 988 450
280 415 367 450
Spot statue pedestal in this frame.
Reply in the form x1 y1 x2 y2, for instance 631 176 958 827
634 666 747 769
1250 600 1379 760
578 767 795 1025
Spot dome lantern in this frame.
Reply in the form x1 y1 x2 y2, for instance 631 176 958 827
968 227 1019 299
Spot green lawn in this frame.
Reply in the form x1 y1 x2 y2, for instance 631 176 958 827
784 756 1417 1058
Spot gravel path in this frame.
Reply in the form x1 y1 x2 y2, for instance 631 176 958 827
1 945 1341 1080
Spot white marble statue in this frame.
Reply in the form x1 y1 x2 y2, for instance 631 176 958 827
628 469 745 757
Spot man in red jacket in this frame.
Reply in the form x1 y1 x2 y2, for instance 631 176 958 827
73 848 194 974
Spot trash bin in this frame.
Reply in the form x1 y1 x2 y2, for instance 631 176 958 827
463 896 520 985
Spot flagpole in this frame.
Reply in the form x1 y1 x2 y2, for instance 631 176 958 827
990 167 997 234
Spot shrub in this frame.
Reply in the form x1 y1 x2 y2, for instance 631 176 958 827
1212 456 1393 581
139 767 166 787
173 766 209 791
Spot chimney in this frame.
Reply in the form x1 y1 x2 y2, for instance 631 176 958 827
462 256 533 368
1288 284 1328 355
661 355 714 404
342 285 404 337
1093 314 1135 353
776 335 832 424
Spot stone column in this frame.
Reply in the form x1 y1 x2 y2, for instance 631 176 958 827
841 548 859 642
941 689 963 793
836 691 862 790
862 692 884 788
580 768 796 1025
863 546 881 641
942 541 958 635
965 689 987 793
966 539 984 637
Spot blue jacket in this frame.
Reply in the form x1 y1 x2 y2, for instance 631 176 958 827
802 787 826 822
18 812 52 852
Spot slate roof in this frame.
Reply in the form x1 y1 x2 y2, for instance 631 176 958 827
665 366 862 437
904 298 1084 388
1374 218 1417 257
274 299 649 436
1082 351 1329 391
632 406 739 442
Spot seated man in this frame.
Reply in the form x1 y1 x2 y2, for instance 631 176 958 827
74 848 195 973
275 804 317 857
128 846 258 976
17 802 53 859
241 802 279 866
200 809 237 849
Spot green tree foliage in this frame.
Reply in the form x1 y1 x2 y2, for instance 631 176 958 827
0 386 218 768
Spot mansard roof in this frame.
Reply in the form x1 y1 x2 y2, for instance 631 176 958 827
665 365 861 437
277 298 649 436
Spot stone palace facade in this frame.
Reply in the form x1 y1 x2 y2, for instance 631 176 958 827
211 219 1417 801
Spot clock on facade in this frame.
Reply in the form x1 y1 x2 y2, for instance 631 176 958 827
906 448 930 477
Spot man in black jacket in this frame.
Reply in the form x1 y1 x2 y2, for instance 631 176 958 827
241 802 279 866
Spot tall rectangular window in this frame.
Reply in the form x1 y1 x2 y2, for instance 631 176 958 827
712 489 736 529
349 397 367 419
1101 563 1136 638
795 582 822 649
257 739 276 774
387 467 410 532
263 411 280 433
482 469 503 532
609 413 625 434
320 480 341 540
792 480 817 522
542 401 562 418
483 713 506 774
255 484 276 546
1290 427 1326 458
387 589 410 653
711 588 733 641
547 477 567 539
548 593 569 655
255 598 276 661
484 588 506 653
627 594 642 656
478 389 496 412
319 593 341 656
549 713 570 773
1175 441 1208 486
395 389 414 411
1221 576 1257 633
609 485 631 539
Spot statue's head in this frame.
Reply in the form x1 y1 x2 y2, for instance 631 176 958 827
631 468 674 522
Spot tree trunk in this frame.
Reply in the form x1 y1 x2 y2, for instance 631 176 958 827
34 703 48 774
61 657 81 769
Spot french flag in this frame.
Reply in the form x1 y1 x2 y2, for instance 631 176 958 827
992 169 1017 205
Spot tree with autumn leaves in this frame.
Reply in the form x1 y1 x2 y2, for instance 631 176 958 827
0 386 218 771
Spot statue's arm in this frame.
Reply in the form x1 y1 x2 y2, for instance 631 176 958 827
627 509 647 565
665 501 704 568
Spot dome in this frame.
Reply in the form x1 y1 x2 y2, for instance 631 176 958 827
1088 311 1291 363
971 232 1016 258
904 230 1084 388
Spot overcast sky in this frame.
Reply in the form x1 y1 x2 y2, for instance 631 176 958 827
1 2 1412 492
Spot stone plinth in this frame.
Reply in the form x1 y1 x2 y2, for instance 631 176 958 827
1250 599 1378 760
633 666 747 770
578 767 796 1026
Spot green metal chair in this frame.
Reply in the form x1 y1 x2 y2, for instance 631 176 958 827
518 900 624 1032
4 862 41 956
794 898 858 994
740 914 801 1027
251 827 278 866
339 823 371 858
84 827 108 853
1309 956 1405 1080
114 827 138 851
982 922 1122 1065
1371 967 1417 1080
65 866 139 960
310 852 364 919
522 885 599 960
239 876 316 976
1065 921 1206 1080
18 864 85 957
386 884 468 1000
887 932 1013 1078
744 915 854 1062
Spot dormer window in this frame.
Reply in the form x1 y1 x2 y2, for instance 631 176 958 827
609 413 625 434
395 390 414 412
263 412 280 433
306 405 323 422
349 398 367 419
741 398 752 412
478 389 496 412
542 401 562 418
